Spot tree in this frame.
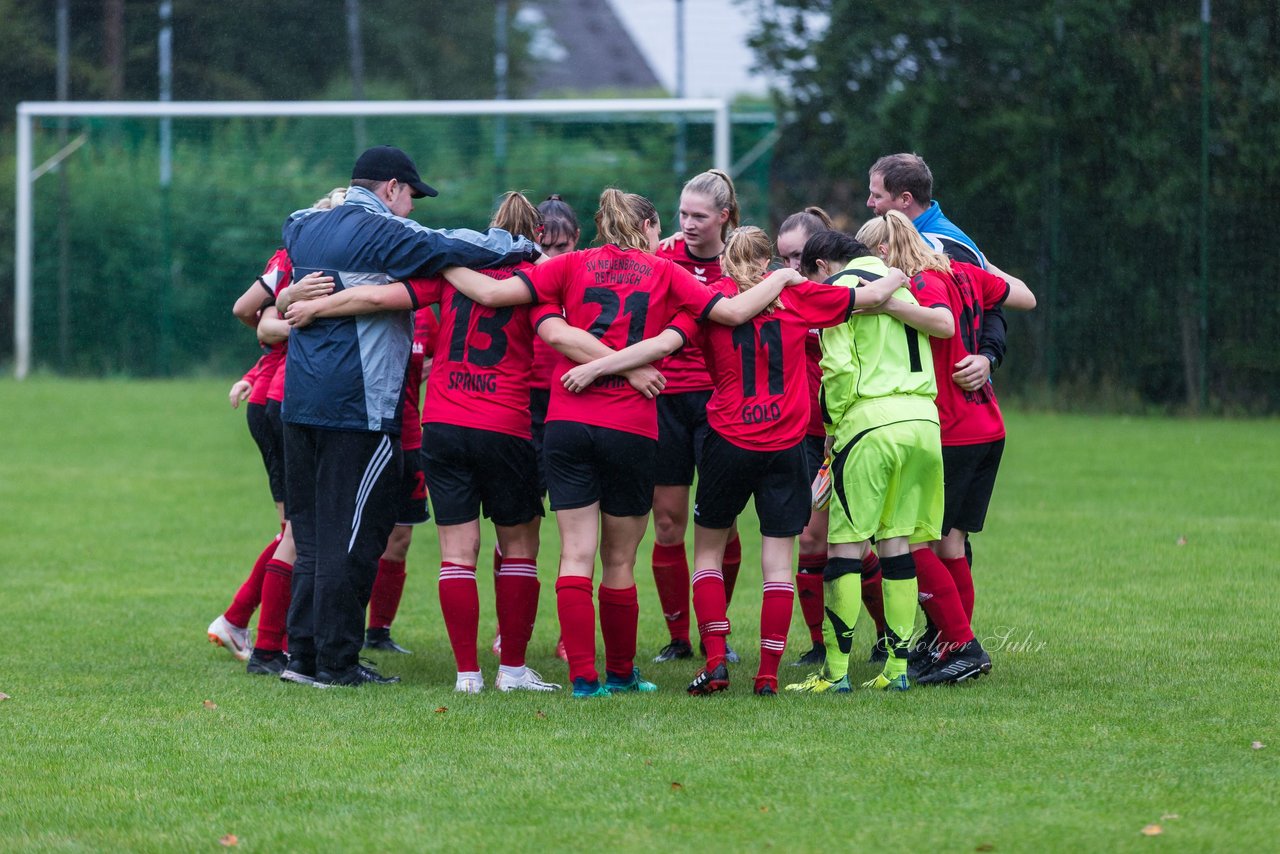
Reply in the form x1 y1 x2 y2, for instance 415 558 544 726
744 0 1280 410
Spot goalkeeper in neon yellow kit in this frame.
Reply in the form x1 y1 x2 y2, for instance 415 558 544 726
787 228 953 691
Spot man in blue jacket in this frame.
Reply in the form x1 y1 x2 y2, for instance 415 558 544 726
866 152 1005 391
279 146 539 688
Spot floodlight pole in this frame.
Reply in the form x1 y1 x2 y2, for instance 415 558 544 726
1198 0 1210 412
56 0 70 368
158 1 174 375
346 0 367 153
674 0 688 183
495 0 509 194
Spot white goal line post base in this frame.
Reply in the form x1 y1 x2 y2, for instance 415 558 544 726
13 98 736 380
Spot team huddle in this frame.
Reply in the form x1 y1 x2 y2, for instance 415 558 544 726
208 145 1035 696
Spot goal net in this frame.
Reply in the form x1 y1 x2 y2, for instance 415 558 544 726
13 99 776 378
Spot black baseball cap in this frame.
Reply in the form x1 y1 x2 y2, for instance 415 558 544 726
351 145 438 198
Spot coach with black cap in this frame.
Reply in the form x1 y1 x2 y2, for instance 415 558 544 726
278 145 539 688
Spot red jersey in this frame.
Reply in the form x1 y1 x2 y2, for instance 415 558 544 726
261 249 293 404
530 333 559 390
519 246 722 439
239 352 281 406
655 243 721 393
804 331 825 438
926 263 1011 446
410 262 538 439
699 279 856 451
400 309 439 451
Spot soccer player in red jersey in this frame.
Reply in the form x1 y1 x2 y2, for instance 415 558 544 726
857 211 1036 683
489 194 581 662
647 169 747 665
560 227 906 695
774 206 859 668
285 192 555 692
437 189 800 698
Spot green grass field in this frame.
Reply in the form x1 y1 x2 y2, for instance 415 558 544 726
1 378 1277 851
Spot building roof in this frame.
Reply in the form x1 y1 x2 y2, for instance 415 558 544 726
522 0 662 95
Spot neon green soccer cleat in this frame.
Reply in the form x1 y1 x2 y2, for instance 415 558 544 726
784 671 851 693
861 672 910 691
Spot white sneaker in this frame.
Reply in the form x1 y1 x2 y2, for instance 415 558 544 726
454 671 485 693
495 666 562 692
207 615 251 662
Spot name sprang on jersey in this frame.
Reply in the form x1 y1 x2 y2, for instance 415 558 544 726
411 262 537 440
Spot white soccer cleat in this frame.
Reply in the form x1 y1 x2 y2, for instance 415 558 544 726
207 614 251 662
495 666 562 692
454 671 485 694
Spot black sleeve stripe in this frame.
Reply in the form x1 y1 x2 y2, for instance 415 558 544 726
995 281 1011 307
403 281 421 311
514 269 538 304
698 292 725 322
256 277 275 301
929 302 951 311
533 312 562 332
843 286 857 320
663 324 690 350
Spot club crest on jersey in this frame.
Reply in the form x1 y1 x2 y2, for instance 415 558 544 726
694 266 707 282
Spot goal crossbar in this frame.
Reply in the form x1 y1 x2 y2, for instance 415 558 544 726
13 97 732 378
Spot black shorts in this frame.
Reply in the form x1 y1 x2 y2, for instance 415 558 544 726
529 387 551 497
543 421 657 517
396 447 431 526
802 433 826 482
422 423 543 527
693 430 811 537
654 390 713 486
942 439 1005 535
247 401 286 504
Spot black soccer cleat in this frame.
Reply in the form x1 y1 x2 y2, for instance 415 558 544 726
246 649 287 676
867 632 890 664
754 679 778 696
364 627 412 655
280 657 317 686
314 660 401 688
791 642 826 667
687 662 730 696
699 639 740 664
916 640 993 685
653 638 694 663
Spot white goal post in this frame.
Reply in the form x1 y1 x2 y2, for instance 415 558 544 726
13 97 732 379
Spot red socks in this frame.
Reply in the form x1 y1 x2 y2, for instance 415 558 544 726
224 535 280 628
496 558 540 668
556 576 596 683
913 548 974 647
256 558 292 652
757 581 794 690
368 558 407 630
860 551 887 635
943 556 975 621
795 552 826 644
722 535 742 605
691 568 729 669
439 563 479 672
651 542 691 643
598 584 639 679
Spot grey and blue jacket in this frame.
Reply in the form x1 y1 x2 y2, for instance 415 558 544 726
281 186 537 433
913 201 987 270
